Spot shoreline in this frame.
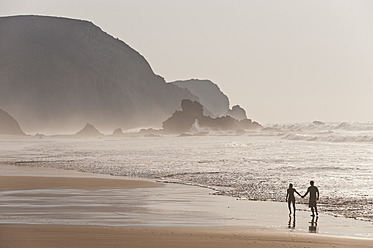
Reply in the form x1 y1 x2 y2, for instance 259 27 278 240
2 134 372 224
1 164 373 248
1 224 373 248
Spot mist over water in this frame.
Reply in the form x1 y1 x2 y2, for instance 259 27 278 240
1 122 372 222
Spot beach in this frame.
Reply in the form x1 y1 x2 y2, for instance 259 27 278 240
1 2 372 247
1 225 372 248
1 164 372 248
2 134 373 223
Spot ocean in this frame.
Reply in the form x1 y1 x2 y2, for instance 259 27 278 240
1 122 372 222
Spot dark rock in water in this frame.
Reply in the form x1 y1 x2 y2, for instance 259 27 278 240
75 123 102 137
0 109 25 135
162 100 262 133
35 133 46 138
0 15 198 133
313 120 325 125
162 100 204 133
171 79 229 117
226 105 247 121
113 128 124 136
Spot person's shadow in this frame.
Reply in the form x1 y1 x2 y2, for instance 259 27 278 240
308 216 318 233
288 215 295 229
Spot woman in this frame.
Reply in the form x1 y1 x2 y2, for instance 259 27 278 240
286 183 301 216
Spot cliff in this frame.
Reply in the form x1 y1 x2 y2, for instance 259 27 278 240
0 15 197 133
226 105 247 120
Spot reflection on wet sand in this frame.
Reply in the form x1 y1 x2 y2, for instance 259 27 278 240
288 214 295 229
309 216 318 233
288 215 296 229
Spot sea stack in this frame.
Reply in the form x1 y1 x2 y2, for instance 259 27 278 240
162 100 262 133
75 123 102 137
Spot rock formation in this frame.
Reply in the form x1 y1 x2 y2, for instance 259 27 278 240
0 109 25 135
75 123 102 137
0 15 198 133
112 128 124 136
171 79 229 117
162 100 205 133
162 100 262 133
226 105 247 121
313 120 325 125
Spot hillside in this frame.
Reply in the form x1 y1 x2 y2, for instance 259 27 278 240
0 15 198 133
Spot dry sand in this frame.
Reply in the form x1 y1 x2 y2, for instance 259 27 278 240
0 171 372 248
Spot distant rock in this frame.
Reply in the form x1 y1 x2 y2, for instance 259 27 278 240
112 128 124 136
0 109 25 135
0 15 198 133
75 123 102 137
226 105 247 121
35 133 46 139
171 79 229 117
313 120 325 125
162 99 204 133
162 100 262 133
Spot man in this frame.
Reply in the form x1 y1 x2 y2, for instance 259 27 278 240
302 181 319 216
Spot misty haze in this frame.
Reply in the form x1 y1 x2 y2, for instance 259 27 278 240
1 1 373 247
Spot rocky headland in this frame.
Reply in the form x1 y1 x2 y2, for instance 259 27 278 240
0 15 261 134
0 15 197 133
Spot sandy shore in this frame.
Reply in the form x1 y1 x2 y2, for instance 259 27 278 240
1 224 372 248
0 165 372 247
0 175 159 190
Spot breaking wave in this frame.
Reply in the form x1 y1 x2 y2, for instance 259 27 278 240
281 133 373 143
263 122 373 143
265 122 373 132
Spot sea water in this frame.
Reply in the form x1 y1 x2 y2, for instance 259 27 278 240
1 122 372 222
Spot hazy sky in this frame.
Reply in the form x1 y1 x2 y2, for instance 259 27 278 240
1 0 372 123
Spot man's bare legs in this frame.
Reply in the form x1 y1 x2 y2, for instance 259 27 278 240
311 206 318 216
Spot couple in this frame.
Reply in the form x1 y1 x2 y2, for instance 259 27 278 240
286 181 319 216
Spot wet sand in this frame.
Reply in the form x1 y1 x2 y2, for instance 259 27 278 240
1 224 373 248
0 165 373 247
0 175 158 190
